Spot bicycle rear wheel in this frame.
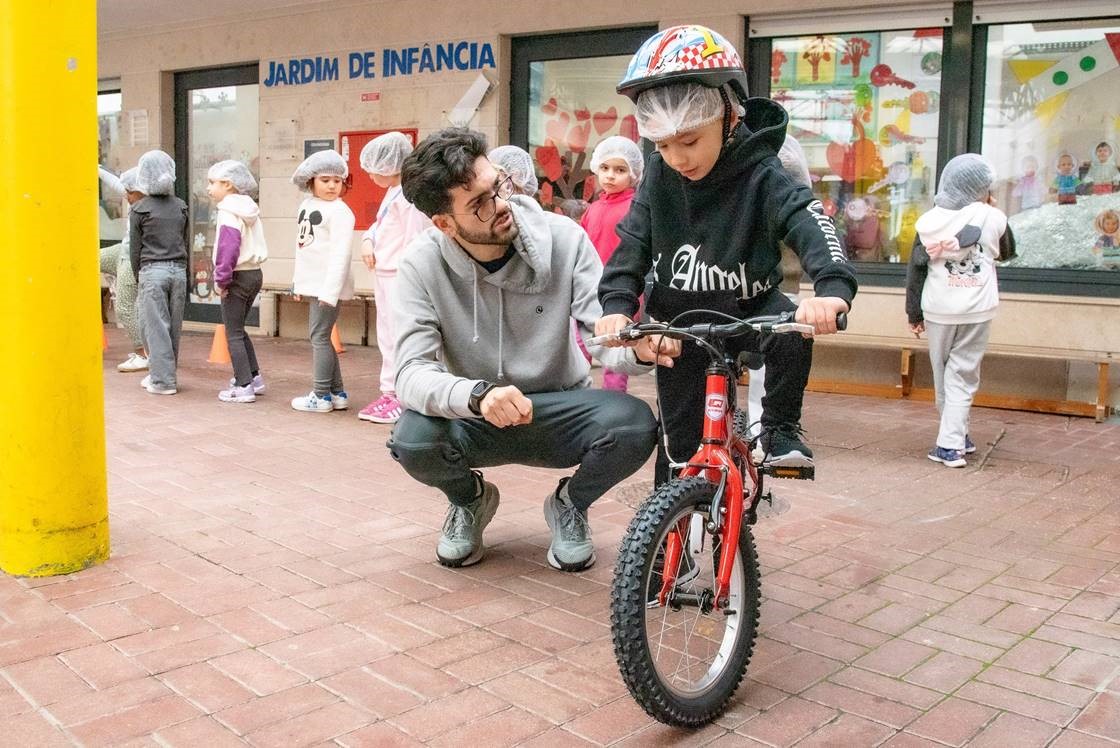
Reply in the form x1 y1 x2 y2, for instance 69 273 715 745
611 476 761 726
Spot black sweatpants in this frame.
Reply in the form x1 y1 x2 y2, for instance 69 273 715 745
648 285 813 484
219 269 263 386
387 389 658 510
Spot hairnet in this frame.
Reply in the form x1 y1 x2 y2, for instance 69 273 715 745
590 136 644 182
360 132 413 176
934 154 996 209
488 145 538 196
137 150 176 196
207 160 257 194
777 135 811 188
119 167 143 194
291 149 348 191
635 82 740 142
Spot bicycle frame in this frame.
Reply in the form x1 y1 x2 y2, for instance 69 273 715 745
655 362 760 611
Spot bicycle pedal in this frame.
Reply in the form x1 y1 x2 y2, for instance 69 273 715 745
760 463 815 481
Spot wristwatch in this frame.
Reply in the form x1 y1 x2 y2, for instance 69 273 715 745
467 380 496 416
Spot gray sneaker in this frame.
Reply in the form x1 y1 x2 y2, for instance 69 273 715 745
436 479 500 567
542 481 595 572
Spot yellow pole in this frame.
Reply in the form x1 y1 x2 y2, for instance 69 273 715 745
0 0 109 575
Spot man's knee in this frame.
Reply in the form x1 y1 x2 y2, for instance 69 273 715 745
387 411 457 471
595 392 658 456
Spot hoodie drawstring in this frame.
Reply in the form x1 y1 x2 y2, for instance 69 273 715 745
470 264 504 380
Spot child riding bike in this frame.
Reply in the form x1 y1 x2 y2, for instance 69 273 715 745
595 24 857 481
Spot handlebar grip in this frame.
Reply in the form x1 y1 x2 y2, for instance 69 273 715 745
836 312 848 332
586 334 613 346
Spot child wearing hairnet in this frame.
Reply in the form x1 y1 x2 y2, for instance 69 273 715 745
581 136 644 393
130 150 189 396
596 25 856 478
289 149 356 413
99 165 149 373
206 160 269 403
355 132 432 424
906 154 1010 468
487 145 539 197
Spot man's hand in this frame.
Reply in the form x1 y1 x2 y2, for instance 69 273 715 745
361 238 375 271
634 334 680 367
480 385 533 428
594 314 632 347
909 321 924 337
795 296 849 336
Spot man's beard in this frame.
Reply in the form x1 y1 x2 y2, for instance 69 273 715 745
453 208 518 246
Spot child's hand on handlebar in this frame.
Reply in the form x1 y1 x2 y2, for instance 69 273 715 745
795 297 849 336
594 314 633 346
634 334 681 367
480 385 533 428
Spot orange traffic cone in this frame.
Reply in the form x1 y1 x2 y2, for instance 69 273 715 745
331 324 346 353
208 324 232 364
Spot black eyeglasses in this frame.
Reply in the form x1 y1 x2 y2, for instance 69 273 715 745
452 176 515 222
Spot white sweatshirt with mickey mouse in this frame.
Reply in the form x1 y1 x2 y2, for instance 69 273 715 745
292 196 355 306
915 201 1007 325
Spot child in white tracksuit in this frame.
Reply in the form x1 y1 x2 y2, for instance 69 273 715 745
906 154 1008 468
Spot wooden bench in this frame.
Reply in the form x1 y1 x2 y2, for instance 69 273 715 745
263 285 376 346
808 333 1114 422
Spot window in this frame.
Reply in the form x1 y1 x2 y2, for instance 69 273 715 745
770 29 945 264
98 86 125 245
981 19 1120 271
511 27 655 215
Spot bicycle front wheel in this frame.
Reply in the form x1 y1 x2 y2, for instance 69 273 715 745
611 476 761 726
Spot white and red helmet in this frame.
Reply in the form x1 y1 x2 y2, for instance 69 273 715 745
617 25 748 103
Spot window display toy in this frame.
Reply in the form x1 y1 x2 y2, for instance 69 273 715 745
839 197 884 262
1094 208 1120 268
868 161 911 193
1053 152 1080 205
1085 141 1119 195
825 116 885 183
879 124 926 146
1012 155 1047 211
869 63 915 89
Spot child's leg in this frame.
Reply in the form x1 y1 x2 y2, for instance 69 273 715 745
113 253 144 351
937 322 991 451
168 264 186 365
924 321 953 417
221 270 262 386
138 264 176 387
652 341 709 485
308 299 341 396
602 369 629 392
374 272 397 395
756 292 812 428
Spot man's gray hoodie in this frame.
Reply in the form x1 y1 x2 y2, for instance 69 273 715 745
394 195 648 419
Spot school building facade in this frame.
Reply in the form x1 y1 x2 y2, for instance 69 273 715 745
96 0 1120 419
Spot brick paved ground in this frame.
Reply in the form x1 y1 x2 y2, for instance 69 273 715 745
2 327 1119 746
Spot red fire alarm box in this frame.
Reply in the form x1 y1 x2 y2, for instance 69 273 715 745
338 128 418 231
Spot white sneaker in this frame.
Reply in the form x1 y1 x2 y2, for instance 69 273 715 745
229 374 266 394
218 384 255 403
140 375 150 389
291 391 333 413
146 383 177 395
117 353 149 372
331 391 349 410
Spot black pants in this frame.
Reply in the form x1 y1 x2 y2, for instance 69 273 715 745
387 389 658 510
219 269 263 386
649 286 813 484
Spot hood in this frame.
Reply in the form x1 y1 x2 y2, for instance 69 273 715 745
218 194 260 224
915 202 992 244
686 97 789 189
429 194 553 293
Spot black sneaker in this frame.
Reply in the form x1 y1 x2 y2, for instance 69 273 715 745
761 423 814 468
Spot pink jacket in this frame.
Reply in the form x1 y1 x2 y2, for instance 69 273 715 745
364 186 433 275
580 188 635 266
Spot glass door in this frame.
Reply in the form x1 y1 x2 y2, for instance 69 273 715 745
174 64 259 324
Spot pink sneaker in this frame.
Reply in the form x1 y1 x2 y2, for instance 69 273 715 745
358 393 402 424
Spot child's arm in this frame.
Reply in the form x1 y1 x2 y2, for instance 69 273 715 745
320 204 355 306
361 224 376 270
905 237 929 329
129 208 143 279
598 187 652 321
213 209 243 291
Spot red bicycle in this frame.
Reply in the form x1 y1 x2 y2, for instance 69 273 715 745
591 310 844 726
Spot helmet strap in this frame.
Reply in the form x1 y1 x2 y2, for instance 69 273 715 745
719 87 732 143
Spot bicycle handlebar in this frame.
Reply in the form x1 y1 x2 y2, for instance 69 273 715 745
587 311 847 347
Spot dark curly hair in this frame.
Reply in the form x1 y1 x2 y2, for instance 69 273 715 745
401 128 489 217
